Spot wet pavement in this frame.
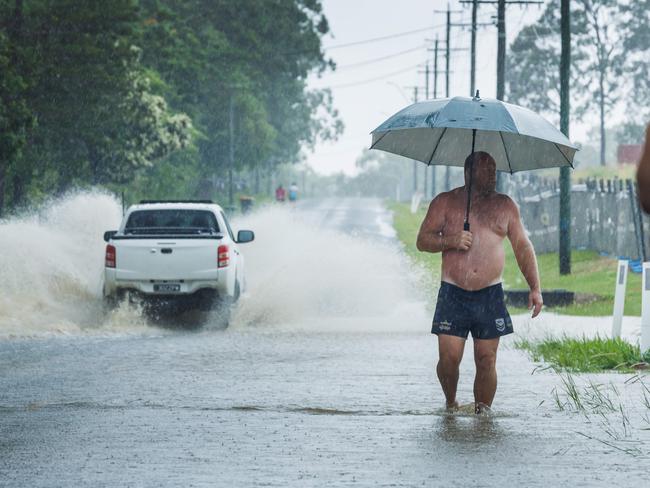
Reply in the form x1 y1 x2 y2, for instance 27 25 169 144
1 197 649 487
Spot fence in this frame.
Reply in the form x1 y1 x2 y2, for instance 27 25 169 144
513 177 649 261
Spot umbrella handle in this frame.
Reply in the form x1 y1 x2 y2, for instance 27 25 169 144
464 129 477 233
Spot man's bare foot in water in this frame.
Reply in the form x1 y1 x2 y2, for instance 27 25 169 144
475 402 491 415
446 401 459 412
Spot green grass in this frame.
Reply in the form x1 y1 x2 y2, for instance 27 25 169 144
515 336 649 373
388 201 642 316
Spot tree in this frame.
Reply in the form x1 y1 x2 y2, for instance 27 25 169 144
138 0 341 187
508 0 624 166
0 1 33 215
577 0 624 166
620 0 650 121
0 0 340 213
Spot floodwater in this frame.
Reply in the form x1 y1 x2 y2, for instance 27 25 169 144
1 194 649 487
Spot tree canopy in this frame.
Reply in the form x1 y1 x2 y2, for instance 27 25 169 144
0 0 341 215
508 0 646 166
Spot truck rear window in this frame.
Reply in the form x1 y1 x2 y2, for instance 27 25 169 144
124 210 220 235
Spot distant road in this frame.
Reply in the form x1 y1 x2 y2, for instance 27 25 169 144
296 197 397 242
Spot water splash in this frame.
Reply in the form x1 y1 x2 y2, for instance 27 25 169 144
0 196 429 337
230 204 429 332
0 191 148 338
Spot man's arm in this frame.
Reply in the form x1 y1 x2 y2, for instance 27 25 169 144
416 194 472 253
636 124 650 213
506 197 543 318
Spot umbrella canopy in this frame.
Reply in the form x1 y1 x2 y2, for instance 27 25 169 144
370 94 577 173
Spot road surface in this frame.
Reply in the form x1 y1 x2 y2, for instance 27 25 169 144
1 197 648 487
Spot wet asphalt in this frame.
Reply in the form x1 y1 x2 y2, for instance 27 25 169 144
1 198 649 487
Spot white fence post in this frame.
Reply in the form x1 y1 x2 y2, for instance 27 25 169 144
612 259 628 339
641 263 650 355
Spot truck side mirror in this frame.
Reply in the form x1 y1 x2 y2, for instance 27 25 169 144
104 230 117 242
236 230 255 243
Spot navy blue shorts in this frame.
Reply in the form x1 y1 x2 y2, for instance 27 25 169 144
432 281 513 340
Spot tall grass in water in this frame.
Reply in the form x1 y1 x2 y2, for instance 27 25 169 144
548 371 648 456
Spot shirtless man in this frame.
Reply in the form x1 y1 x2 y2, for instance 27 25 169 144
416 151 543 414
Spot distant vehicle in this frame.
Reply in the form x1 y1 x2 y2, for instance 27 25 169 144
102 200 254 326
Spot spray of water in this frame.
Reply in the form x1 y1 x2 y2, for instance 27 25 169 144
0 191 150 338
231 205 429 332
0 195 429 337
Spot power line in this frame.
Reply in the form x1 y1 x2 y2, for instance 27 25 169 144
316 61 427 89
323 24 444 50
335 45 426 70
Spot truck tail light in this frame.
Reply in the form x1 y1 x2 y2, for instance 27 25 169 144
105 244 116 268
218 244 229 268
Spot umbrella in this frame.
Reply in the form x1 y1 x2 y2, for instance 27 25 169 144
370 91 577 230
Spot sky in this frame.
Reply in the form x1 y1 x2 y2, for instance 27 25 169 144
305 0 575 176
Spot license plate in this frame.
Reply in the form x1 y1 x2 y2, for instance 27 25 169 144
154 284 181 292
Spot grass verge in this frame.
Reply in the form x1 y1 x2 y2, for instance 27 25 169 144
515 336 650 373
388 200 642 316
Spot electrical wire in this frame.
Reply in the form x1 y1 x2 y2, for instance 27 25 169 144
324 24 444 50
315 61 427 89
336 45 426 70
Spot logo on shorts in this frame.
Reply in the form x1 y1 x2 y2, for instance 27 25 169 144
495 318 506 332
438 320 452 331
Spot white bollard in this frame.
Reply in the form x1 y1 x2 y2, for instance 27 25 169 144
641 263 650 355
612 259 628 339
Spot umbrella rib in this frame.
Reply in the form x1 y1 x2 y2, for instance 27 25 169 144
554 143 574 169
370 131 390 149
499 131 514 175
427 127 447 165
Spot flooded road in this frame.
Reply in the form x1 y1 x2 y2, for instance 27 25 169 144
1 197 649 486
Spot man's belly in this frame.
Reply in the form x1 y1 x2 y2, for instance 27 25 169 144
441 246 505 291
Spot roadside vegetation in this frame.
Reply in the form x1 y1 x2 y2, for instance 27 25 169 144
547 370 650 456
388 201 642 316
0 1 340 216
515 336 650 373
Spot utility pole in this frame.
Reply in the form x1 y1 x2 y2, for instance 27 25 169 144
413 87 419 195
418 64 431 197
471 0 478 96
228 95 235 210
461 0 542 192
461 1 542 98
431 37 441 197
444 6 452 192
496 0 507 192
434 4 468 191
496 0 506 101
424 64 429 197
559 0 571 275
433 37 439 99
446 6 451 100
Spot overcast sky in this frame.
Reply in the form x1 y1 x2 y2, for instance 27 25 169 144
305 0 569 176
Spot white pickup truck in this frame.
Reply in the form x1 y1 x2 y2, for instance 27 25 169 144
102 200 254 323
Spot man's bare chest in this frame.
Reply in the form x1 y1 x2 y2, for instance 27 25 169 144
443 201 508 237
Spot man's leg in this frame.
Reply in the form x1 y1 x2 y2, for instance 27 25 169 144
437 334 466 409
473 338 499 412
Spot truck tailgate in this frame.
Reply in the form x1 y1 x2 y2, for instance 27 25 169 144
114 239 219 281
